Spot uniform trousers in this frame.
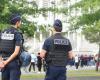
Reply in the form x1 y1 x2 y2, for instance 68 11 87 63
45 66 67 80
2 59 21 80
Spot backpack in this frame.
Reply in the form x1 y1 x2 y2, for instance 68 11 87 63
19 50 31 67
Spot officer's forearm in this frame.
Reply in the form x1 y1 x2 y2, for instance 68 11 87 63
68 51 74 59
40 49 47 58
0 56 2 60
5 46 20 65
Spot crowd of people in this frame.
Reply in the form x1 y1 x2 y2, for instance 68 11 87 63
28 53 98 72
28 52 46 73
68 54 98 69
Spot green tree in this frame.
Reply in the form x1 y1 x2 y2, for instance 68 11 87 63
0 0 37 34
0 0 50 37
0 0 69 37
70 0 100 71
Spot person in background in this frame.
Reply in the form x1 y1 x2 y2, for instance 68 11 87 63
29 53 37 72
75 55 79 69
37 52 42 73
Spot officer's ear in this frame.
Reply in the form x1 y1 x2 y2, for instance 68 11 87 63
49 27 54 36
52 27 56 33
16 21 21 27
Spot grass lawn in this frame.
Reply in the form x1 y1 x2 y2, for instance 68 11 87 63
21 70 100 79
68 70 100 77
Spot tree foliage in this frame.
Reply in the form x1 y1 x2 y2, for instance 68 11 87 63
82 22 100 43
77 9 100 26
0 0 69 37
0 0 39 35
70 0 100 12
70 0 100 44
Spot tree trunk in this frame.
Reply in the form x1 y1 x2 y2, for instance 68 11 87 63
96 43 100 71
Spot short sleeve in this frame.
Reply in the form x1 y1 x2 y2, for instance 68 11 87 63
42 39 51 52
67 40 72 51
14 32 23 46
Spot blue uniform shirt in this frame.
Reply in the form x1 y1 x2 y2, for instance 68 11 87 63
14 31 23 47
10 27 23 47
42 38 52 52
42 34 72 53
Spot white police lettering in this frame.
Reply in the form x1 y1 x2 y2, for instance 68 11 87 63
1 33 14 40
54 39 68 45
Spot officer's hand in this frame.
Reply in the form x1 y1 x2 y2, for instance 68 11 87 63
0 57 4 69
0 61 5 69
2 60 8 67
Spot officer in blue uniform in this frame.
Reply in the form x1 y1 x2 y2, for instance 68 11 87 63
0 14 22 80
40 19 74 80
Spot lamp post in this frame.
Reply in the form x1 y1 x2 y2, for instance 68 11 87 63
51 0 56 21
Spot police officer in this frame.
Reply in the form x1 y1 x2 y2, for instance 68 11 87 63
40 19 74 80
0 14 23 80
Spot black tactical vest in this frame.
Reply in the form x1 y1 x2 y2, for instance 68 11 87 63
46 33 70 66
0 27 18 57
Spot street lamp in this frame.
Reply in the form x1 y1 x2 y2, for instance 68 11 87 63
51 0 56 21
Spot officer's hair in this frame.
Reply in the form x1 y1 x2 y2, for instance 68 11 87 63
54 27 62 32
10 14 21 25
